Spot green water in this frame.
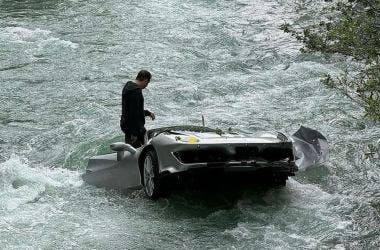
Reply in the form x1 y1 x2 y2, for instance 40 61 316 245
0 0 379 249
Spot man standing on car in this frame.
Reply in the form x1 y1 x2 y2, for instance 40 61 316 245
120 70 155 148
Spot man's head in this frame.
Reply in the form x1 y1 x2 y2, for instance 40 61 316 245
135 70 151 89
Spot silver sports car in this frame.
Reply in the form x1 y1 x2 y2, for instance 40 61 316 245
83 125 328 199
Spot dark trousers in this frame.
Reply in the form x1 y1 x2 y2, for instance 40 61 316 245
125 133 145 148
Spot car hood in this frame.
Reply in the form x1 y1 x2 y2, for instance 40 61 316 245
163 132 284 144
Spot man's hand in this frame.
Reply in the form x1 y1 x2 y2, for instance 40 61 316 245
149 112 156 120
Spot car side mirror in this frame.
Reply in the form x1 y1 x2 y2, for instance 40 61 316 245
110 142 137 161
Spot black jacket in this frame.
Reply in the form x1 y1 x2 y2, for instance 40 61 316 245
120 81 150 135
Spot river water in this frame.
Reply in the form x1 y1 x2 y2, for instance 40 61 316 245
0 0 379 249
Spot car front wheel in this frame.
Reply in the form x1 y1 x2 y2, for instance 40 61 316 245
143 150 162 199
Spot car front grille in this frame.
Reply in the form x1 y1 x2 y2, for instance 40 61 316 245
173 149 229 164
173 146 294 164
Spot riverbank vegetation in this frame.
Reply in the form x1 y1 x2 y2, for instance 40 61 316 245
281 0 380 121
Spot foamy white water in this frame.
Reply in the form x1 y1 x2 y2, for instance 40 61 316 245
0 0 379 249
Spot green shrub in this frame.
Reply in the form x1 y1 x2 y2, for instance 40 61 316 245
281 0 380 121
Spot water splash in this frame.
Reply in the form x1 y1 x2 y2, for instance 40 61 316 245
0 155 82 212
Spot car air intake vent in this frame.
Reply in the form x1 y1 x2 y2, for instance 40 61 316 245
174 146 294 164
234 146 259 161
173 149 229 164
258 147 294 161
234 146 293 162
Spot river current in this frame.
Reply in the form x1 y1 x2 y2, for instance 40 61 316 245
0 0 379 249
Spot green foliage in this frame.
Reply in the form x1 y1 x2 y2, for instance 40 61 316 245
281 0 380 121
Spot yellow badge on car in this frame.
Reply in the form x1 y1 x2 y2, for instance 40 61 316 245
187 135 199 144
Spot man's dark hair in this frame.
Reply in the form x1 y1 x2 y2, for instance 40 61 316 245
136 70 151 81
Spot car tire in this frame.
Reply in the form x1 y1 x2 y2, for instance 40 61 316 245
143 150 162 200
